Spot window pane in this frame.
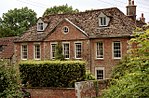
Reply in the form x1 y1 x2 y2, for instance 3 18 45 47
38 23 43 30
96 42 103 58
100 17 106 25
51 44 56 59
97 70 103 79
113 42 121 58
22 45 27 59
63 43 69 59
35 44 40 59
75 43 82 58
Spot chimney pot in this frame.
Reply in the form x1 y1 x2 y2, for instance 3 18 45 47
132 0 134 5
141 13 144 18
128 0 131 5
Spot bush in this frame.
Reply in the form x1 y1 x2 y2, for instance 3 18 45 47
19 60 86 88
0 61 22 97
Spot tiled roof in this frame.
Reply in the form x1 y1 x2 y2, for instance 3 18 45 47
0 37 17 59
15 7 135 42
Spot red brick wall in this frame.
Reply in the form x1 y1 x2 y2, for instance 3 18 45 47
90 38 129 78
25 88 76 98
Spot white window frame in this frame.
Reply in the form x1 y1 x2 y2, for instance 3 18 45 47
96 42 104 59
74 42 82 59
37 22 44 31
95 67 105 80
34 43 41 60
100 17 106 26
62 42 70 59
50 42 57 59
112 41 122 59
21 44 28 60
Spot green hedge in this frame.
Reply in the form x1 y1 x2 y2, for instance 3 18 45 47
19 60 86 87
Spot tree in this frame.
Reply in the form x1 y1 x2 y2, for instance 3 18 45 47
0 61 22 97
55 42 64 60
0 7 37 37
102 28 149 98
43 4 79 16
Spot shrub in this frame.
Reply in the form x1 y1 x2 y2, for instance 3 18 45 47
0 61 22 97
19 60 86 88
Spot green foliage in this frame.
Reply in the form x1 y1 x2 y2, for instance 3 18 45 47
0 61 22 97
102 28 149 98
55 42 64 60
43 4 79 16
85 70 95 80
0 7 37 37
19 60 86 88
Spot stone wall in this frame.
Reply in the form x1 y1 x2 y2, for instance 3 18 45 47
75 80 109 98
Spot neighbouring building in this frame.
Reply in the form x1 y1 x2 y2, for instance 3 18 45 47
14 0 145 79
0 37 17 64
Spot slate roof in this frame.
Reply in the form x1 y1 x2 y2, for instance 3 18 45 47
0 37 17 59
15 7 135 42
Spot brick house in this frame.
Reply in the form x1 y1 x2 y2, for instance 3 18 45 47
0 37 17 64
14 0 144 79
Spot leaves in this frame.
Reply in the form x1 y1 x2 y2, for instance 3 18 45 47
19 60 86 88
43 4 79 16
0 7 37 37
0 61 22 97
102 28 149 98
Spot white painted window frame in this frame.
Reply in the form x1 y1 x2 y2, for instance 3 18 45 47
62 42 70 59
95 67 105 80
21 44 28 60
50 42 57 59
37 22 44 31
96 42 104 59
112 41 122 59
74 41 82 59
34 43 41 60
62 26 69 34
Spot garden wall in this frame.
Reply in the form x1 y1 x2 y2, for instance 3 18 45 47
25 87 76 98
24 80 109 98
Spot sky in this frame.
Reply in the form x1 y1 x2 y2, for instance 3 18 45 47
0 0 149 22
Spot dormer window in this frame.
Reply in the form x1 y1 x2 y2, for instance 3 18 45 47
37 18 48 32
38 23 44 31
100 17 106 26
98 12 110 27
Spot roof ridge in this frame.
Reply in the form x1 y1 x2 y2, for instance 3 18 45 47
42 7 119 18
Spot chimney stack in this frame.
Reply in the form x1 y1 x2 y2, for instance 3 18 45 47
126 0 137 21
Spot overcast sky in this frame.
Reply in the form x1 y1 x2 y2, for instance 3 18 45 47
0 0 149 22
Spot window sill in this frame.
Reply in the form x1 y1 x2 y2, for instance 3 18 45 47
21 59 28 61
113 57 121 60
75 58 82 60
34 58 41 60
96 58 104 60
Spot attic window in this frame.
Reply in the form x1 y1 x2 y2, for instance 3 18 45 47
62 26 69 34
100 17 106 26
37 22 44 31
98 12 110 27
